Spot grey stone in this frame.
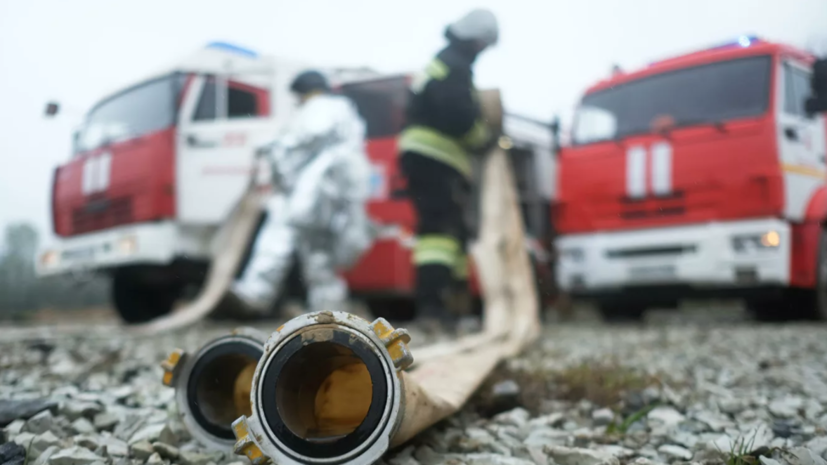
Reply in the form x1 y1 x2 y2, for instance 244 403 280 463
23 411 55 435
545 446 620 465
759 458 783 465
128 423 164 445
129 441 154 461
70 418 96 436
787 447 827 465
179 451 214 465
33 446 60 465
592 408 614 426
657 445 692 461
152 443 179 460
48 446 100 465
493 408 531 428
462 454 535 465
74 435 100 451
769 397 804 419
100 437 129 458
113 414 144 441
523 428 570 448
0 442 26 465
5 420 25 437
61 402 103 422
146 452 163 464
92 413 119 432
32 431 61 451
648 407 685 427
12 433 35 448
0 399 58 428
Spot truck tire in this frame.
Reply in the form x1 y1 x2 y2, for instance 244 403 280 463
811 227 827 320
597 303 646 323
111 270 183 324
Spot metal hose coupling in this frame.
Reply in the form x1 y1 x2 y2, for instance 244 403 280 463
161 327 268 451
231 311 413 465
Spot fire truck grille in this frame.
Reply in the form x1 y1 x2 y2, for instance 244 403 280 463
72 197 134 234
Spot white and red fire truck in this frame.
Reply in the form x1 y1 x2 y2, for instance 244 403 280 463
555 36 827 321
35 42 557 324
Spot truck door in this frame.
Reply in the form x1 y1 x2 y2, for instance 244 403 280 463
778 58 827 220
175 74 274 224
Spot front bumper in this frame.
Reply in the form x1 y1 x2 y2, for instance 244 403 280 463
35 222 180 277
556 218 791 296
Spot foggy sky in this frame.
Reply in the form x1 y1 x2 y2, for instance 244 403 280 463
1 0 825 246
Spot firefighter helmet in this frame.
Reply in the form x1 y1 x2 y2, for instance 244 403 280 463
445 8 499 49
289 70 330 95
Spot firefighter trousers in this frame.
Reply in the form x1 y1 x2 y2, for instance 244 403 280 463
400 151 473 322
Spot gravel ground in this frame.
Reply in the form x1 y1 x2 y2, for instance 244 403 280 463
1 308 827 465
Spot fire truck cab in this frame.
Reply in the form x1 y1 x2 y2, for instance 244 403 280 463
555 36 827 321
36 42 557 323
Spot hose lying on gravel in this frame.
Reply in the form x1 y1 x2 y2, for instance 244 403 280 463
224 91 541 465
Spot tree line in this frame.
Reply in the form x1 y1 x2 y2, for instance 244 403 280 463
0 222 108 319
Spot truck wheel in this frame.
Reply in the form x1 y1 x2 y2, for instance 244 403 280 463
811 228 827 320
111 270 182 324
366 297 417 323
597 303 646 323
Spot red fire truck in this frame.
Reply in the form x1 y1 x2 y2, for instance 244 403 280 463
35 42 557 323
554 36 827 321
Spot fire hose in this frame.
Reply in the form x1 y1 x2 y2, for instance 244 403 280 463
160 89 541 464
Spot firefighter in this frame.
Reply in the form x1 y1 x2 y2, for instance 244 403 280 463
398 8 500 331
229 70 373 316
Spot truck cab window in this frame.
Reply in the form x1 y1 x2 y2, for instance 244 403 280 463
227 87 258 118
193 79 259 120
783 63 812 117
193 79 217 121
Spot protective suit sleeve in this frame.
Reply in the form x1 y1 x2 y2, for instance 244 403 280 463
426 68 482 140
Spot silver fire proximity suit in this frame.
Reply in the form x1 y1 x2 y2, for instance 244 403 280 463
231 92 374 314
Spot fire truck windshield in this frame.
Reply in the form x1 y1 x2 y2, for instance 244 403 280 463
75 73 187 154
572 55 772 146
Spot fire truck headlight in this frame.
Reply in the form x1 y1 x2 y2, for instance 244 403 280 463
731 231 780 253
40 250 60 268
117 236 138 256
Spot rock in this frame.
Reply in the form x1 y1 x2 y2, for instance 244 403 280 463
769 397 804 419
153 443 179 460
523 428 569 448
129 441 154 460
759 458 783 465
804 437 827 458
484 380 522 417
113 414 144 441
146 452 163 464
4 420 25 437
74 435 100 452
32 431 60 451
786 447 827 465
12 433 35 449
595 445 636 459
23 411 55 435
657 445 692 461
0 399 58 428
462 454 535 465
92 413 119 432
179 451 213 465
545 446 620 465
48 446 100 465
158 422 189 446
648 407 685 427
70 418 96 436
100 437 129 457
526 447 548 465
772 419 796 439
592 408 614 426
128 423 165 445
60 402 103 422
493 408 530 428
32 446 60 465
0 442 26 465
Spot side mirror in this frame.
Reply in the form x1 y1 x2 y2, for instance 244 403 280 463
806 57 827 116
44 102 60 117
